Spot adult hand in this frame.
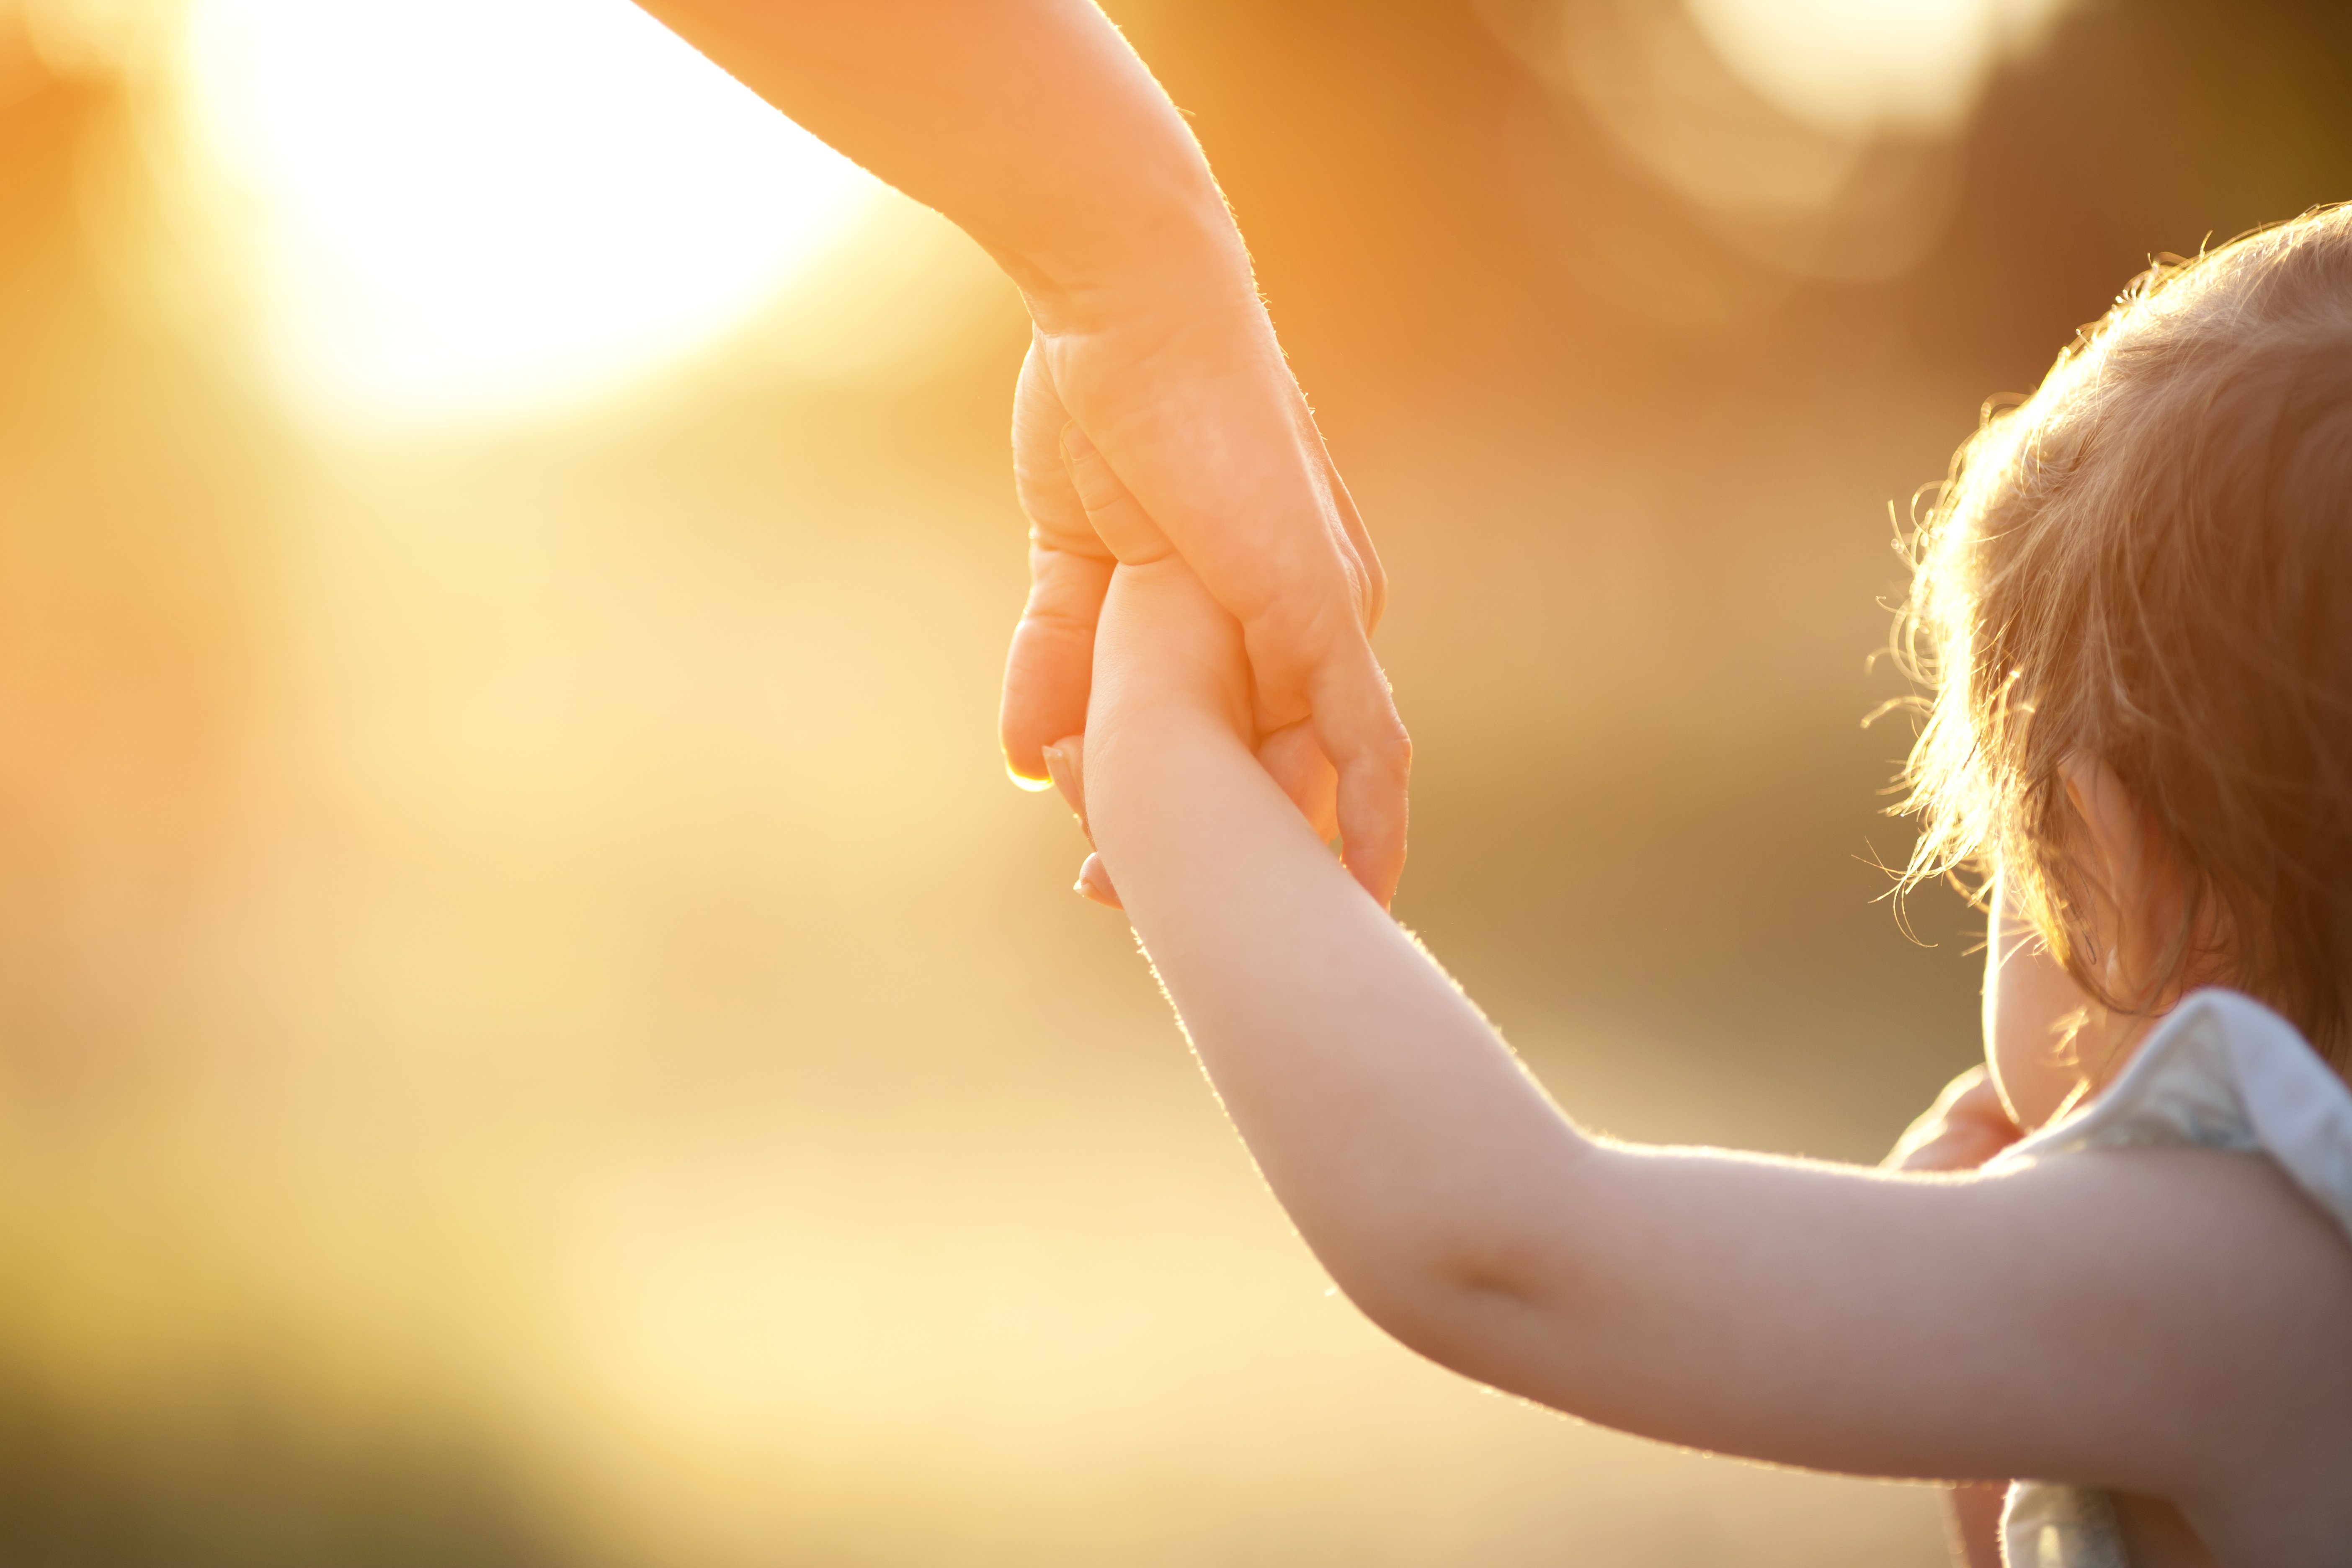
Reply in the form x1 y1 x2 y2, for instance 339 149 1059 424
631 0 1408 901
1031 418 1345 914
1000 294 1405 906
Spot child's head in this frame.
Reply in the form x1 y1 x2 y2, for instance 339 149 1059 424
1901 204 2352 1071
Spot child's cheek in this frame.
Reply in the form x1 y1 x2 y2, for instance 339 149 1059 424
1988 1024 2080 1134
1983 878 2094 1131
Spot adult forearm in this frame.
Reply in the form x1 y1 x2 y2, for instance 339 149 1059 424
636 0 1252 323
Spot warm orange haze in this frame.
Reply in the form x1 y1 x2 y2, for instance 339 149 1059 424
1 0 2348 1563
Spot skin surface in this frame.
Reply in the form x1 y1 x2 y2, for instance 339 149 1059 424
1068 549 2352 1568
1986 761 2200 1133
1885 876 2112 1567
632 0 1406 903
1906 802 2235 1566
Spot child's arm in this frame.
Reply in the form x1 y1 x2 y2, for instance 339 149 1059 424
1882 1068 2021 1568
1081 557 2352 1556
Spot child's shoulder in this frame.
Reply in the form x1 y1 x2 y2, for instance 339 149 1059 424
1993 988 2352 1239
1989 992 2352 1567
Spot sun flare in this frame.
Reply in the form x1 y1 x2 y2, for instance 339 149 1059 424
1684 0 2072 134
177 0 880 431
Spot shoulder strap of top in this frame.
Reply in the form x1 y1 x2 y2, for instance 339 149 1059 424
1995 993 2352 1568
2001 989 2352 1241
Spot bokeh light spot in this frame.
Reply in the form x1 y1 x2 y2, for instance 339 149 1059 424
1684 0 2072 134
178 0 881 431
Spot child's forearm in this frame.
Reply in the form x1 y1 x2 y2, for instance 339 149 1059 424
1078 600 2352 1498
1083 688 1598 1355
634 0 1251 326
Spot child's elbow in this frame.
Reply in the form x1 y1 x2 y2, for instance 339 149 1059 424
1329 1233 1581 1379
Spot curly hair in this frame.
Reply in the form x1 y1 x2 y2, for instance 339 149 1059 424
1896 204 2352 1072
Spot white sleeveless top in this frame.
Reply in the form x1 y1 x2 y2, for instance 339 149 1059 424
1983 989 2352 1568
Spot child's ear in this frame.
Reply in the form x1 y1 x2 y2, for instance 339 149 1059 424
2058 756 2173 1005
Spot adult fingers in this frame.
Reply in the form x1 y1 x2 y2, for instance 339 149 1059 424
1314 431 1387 633
1011 333 1100 556
1234 438 1401 901
1031 319 1357 732
1308 638 1411 909
1029 321 1405 894
1256 720 1340 843
1003 337 1114 784
1002 547 1113 784
1060 424 1172 565
1004 417 1166 781
1063 410 1394 887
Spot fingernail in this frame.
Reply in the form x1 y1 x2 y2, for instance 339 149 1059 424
1043 738 1089 829
1075 853 1121 908
1006 760 1053 793
1043 745 1075 820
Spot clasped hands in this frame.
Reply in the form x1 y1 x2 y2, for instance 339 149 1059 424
998 304 1407 908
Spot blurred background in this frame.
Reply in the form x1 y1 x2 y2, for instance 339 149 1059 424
1 0 2349 1562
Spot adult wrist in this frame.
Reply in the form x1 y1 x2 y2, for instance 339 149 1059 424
1011 181 1259 339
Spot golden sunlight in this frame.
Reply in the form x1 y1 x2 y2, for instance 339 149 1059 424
1684 0 2072 134
176 0 880 430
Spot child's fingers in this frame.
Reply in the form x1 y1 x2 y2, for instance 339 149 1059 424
1042 737 1122 906
1046 738 1122 907
1075 852 1123 908
1042 734 1091 840
1880 1065 2023 1172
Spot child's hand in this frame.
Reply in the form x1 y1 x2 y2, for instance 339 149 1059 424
1040 554 1241 906
1037 431 1343 907
1040 554 1340 908
1881 1070 2022 1568
1881 1064 2023 1174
